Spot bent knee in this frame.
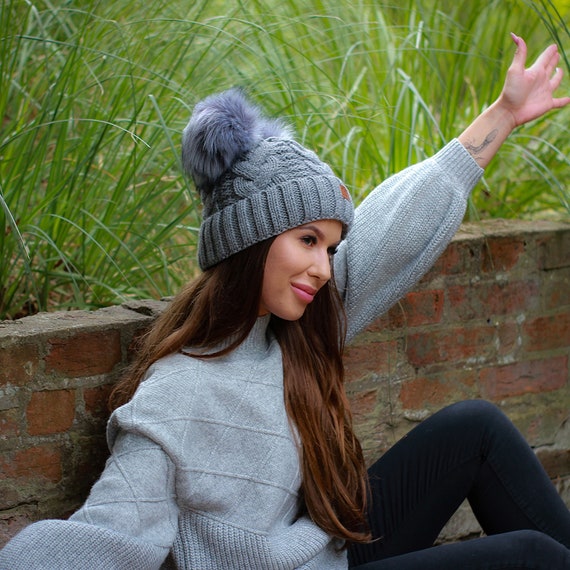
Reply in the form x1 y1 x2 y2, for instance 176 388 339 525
513 529 569 561
440 399 507 426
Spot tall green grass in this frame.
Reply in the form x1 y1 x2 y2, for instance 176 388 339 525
1 0 569 318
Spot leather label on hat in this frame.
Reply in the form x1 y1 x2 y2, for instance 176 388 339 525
340 183 351 201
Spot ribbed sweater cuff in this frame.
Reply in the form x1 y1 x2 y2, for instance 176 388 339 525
433 138 485 199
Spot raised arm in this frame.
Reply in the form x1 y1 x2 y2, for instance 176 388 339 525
458 34 570 168
336 35 570 341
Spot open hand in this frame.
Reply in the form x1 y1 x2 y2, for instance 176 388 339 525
499 34 570 128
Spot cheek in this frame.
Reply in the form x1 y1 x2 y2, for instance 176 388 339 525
259 268 286 316
265 240 298 276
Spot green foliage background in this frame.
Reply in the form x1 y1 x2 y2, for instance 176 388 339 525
1 0 569 318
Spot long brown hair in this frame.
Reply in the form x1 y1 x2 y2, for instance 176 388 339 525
109 238 370 544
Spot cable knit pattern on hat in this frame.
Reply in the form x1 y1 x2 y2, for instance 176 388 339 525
197 138 354 269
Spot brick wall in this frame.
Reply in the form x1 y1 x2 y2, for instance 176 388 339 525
1 219 569 546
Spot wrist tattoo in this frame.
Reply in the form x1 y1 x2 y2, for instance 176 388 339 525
465 129 498 159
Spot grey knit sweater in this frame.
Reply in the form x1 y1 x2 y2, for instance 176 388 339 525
0 140 482 570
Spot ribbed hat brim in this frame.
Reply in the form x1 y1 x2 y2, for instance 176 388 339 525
198 174 354 270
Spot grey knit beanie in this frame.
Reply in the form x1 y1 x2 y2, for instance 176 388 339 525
181 88 354 270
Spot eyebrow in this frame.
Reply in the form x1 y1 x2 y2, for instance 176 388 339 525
297 224 341 248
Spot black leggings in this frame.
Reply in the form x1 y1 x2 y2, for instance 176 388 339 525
348 400 570 569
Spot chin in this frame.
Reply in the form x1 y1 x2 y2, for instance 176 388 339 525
279 314 305 322
271 307 307 321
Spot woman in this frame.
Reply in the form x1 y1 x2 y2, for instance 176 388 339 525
1 35 569 570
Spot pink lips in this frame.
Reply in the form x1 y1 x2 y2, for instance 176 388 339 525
291 283 317 303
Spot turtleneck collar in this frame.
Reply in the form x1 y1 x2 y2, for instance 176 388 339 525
181 314 275 360
233 314 273 356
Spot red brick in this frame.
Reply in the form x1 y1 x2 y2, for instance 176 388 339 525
0 446 62 483
406 325 495 367
46 330 121 377
84 384 113 420
448 280 538 320
487 281 539 315
482 236 526 273
348 389 377 422
399 376 453 408
26 389 75 435
345 340 399 382
479 356 568 400
422 241 470 280
447 285 472 318
523 314 570 352
541 271 570 310
538 231 570 270
362 313 391 333
0 343 39 386
387 290 444 328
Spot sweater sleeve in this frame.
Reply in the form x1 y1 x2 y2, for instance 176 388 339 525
0 519 171 570
0 405 179 570
334 139 483 341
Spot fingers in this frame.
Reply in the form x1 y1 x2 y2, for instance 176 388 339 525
510 34 561 77
551 67 570 108
532 43 560 74
552 96 570 109
510 33 527 70
548 65 570 109
550 65 565 90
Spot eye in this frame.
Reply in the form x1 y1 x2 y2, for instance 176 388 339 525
327 245 339 257
301 235 317 247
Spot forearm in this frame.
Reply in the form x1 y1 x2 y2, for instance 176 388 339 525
457 99 516 169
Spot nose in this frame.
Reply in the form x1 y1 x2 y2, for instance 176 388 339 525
309 249 332 282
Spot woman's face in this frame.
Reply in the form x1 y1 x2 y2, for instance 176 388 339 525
259 219 343 320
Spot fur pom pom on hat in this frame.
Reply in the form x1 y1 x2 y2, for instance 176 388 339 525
182 88 354 270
